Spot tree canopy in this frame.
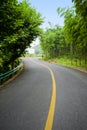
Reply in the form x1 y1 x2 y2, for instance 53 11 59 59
40 25 66 58
0 0 43 72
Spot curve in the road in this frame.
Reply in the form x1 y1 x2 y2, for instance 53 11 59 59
44 65 56 130
30 59 56 130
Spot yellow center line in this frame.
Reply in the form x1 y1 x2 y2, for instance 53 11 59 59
30 59 56 130
43 65 56 130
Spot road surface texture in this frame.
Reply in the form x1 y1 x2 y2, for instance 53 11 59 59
0 58 87 130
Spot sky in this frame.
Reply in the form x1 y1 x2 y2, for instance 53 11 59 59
28 0 74 29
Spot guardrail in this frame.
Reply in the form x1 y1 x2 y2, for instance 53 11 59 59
0 62 23 85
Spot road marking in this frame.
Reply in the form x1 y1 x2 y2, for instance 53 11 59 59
30 59 56 130
43 65 56 130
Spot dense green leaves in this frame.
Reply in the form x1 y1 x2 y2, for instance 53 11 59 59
40 25 66 58
72 0 87 17
63 3 87 64
40 1 87 66
0 0 43 72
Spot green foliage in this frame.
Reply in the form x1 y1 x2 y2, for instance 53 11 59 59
57 3 87 66
41 2 87 69
40 25 66 59
72 0 87 18
0 0 43 72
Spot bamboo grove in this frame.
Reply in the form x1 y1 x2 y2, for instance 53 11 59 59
40 0 87 67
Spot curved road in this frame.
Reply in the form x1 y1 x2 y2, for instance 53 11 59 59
0 58 87 130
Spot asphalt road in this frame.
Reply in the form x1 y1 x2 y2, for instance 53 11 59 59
0 58 87 130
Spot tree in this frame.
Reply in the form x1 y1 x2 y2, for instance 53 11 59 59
57 5 87 65
72 0 87 64
0 0 43 72
40 25 66 59
72 0 87 18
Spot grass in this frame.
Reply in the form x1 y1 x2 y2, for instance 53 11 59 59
46 56 87 72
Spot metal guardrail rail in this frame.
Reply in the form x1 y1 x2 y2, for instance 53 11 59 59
0 62 23 85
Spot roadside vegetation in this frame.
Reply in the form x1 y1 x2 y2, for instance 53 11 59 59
1 0 87 73
0 0 43 73
40 0 87 71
